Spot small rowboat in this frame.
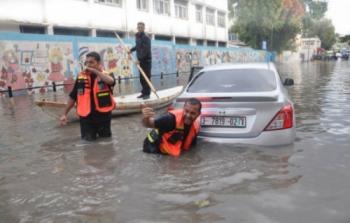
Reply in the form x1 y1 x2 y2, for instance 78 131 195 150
35 86 183 120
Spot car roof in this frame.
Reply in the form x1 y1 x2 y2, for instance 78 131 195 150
201 62 276 73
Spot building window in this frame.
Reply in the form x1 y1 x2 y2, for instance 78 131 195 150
175 37 189 45
196 39 204 46
137 0 149 11
206 8 215 26
96 30 124 38
20 25 46 34
207 40 216 46
54 27 90 36
174 0 188 19
155 34 172 41
95 0 122 7
195 5 203 23
217 12 226 28
218 41 226 47
154 0 170 16
229 33 238 41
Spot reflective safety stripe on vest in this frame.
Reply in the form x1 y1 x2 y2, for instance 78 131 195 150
159 110 200 157
76 71 116 117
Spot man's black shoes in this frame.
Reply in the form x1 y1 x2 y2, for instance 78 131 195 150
137 94 150 99
142 95 150 99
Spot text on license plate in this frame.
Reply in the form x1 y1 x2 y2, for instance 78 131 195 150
200 116 246 128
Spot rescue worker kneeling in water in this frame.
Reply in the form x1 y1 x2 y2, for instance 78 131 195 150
60 51 116 141
142 98 201 157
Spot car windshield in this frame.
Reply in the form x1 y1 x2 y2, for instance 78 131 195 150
187 69 277 93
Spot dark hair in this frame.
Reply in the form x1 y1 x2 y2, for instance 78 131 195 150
185 98 202 112
137 22 145 26
86 51 101 62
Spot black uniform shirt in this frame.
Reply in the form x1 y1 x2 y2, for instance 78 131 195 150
154 113 197 146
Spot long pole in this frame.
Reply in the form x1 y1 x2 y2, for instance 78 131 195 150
114 32 159 99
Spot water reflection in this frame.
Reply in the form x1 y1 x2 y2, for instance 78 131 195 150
1 61 350 222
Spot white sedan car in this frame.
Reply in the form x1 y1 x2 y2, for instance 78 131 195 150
172 62 296 146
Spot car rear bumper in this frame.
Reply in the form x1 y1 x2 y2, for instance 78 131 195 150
198 128 296 146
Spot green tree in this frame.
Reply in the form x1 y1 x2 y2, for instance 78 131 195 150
301 0 330 37
309 19 336 49
306 0 327 20
231 0 304 53
301 14 314 37
340 35 350 45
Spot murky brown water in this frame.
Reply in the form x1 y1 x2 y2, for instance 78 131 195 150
1 61 350 223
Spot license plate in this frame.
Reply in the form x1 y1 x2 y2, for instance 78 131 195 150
200 116 246 128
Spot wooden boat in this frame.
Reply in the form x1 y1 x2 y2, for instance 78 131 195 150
35 86 183 120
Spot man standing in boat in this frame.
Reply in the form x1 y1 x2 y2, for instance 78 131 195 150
142 98 202 157
60 51 116 141
129 22 152 100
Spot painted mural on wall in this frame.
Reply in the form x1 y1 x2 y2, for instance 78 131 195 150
0 33 272 96
175 47 269 72
152 45 175 76
78 43 134 78
0 40 74 94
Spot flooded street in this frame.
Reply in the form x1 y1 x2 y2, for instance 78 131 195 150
1 61 350 223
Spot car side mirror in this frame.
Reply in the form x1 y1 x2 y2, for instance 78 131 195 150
283 78 294 86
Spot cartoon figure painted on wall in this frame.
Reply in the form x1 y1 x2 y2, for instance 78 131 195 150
48 47 65 82
22 70 34 95
31 67 50 94
222 52 231 63
63 62 74 93
106 48 118 75
1 49 26 90
191 51 201 66
120 58 131 77
0 67 7 95
176 51 188 72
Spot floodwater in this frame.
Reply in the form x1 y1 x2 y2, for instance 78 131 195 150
0 61 350 223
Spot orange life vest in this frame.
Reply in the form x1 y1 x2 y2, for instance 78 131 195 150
76 71 115 117
159 110 200 157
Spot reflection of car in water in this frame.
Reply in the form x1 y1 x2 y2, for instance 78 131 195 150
172 63 296 146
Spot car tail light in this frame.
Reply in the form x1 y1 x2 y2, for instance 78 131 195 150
264 104 293 131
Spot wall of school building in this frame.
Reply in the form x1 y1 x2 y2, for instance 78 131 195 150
0 32 272 95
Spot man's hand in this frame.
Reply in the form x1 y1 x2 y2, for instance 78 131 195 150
60 114 68 126
85 67 100 75
142 107 155 119
142 106 155 128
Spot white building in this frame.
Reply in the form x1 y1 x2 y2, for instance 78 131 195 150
0 0 228 46
298 37 322 61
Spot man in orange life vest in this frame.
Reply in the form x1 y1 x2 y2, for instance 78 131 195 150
142 98 202 157
60 51 116 141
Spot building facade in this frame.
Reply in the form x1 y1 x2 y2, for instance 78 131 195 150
298 37 321 61
0 0 228 46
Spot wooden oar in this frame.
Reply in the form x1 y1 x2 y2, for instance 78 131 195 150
114 32 160 99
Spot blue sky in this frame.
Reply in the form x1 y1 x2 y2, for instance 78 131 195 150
326 0 350 35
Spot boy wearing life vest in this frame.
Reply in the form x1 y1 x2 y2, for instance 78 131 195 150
142 98 201 156
60 51 116 141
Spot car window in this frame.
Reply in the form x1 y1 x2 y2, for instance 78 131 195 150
187 69 277 93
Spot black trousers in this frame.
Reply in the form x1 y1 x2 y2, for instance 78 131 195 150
80 117 112 141
139 60 151 96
